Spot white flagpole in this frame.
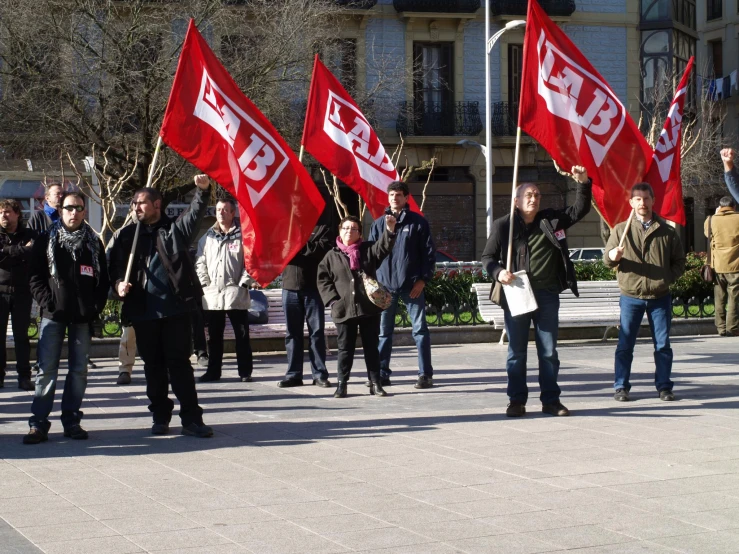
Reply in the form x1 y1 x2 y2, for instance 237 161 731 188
505 127 524 271
618 208 634 249
124 136 163 284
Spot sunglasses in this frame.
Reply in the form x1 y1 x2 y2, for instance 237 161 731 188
62 205 84 213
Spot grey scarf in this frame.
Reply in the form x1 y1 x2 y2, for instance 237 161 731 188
47 221 101 284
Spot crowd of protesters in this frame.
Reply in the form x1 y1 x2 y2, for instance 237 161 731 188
0 149 737 443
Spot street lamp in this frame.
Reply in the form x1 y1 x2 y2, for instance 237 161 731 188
484 17 525 237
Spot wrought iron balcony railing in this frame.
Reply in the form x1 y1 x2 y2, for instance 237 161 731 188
396 101 483 137
393 0 481 13
491 0 576 17
491 101 518 136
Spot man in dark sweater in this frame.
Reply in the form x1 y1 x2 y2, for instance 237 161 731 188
0 199 36 390
108 175 213 438
24 192 109 444
278 224 332 388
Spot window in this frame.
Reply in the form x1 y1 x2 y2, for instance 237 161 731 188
508 44 523 105
320 39 357 95
413 42 453 107
641 0 671 22
674 0 696 29
707 0 722 20
709 40 723 78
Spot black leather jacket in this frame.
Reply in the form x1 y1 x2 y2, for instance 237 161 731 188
0 222 35 294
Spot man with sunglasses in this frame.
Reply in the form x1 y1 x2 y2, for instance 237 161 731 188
24 192 108 444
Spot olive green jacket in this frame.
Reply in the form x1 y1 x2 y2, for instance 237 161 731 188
604 214 685 299
704 208 739 274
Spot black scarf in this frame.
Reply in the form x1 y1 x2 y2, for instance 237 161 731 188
47 221 101 284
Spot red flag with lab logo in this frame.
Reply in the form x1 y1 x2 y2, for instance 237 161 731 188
160 20 325 286
518 0 653 227
643 57 694 226
302 55 420 218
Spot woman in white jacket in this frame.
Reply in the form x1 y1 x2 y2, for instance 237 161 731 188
195 198 254 382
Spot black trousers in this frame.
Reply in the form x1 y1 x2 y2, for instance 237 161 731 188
205 309 253 377
133 314 204 426
191 304 208 359
335 314 381 383
0 292 32 378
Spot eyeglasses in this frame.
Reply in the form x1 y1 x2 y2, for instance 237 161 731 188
62 205 84 213
340 226 359 232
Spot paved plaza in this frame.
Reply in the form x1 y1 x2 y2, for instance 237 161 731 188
1 335 739 554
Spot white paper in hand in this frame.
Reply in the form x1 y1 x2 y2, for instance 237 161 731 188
502 271 538 317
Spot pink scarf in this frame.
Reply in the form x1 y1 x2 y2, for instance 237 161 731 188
336 236 362 270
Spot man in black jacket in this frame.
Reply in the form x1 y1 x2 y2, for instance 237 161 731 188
28 183 63 233
24 192 108 444
0 199 36 390
278 223 332 388
108 175 213 438
481 166 591 418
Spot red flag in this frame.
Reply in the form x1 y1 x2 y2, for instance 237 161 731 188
518 0 653 227
643 57 694 226
302 55 420 218
160 20 325 286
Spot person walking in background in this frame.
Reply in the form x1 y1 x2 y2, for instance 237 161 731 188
368 182 436 389
318 215 396 398
605 183 686 402
195 197 254 383
704 196 739 337
721 148 738 204
482 167 592 418
278 223 332 389
109 175 213 438
0 199 36 390
24 192 108 443
28 183 63 233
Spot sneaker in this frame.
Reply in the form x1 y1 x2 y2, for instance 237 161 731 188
414 376 433 389
278 378 304 388
181 422 213 438
116 372 132 385
614 388 629 402
151 423 170 435
196 356 209 369
542 402 570 416
312 378 331 388
506 402 526 417
198 372 221 383
23 427 48 444
659 390 676 401
63 424 89 440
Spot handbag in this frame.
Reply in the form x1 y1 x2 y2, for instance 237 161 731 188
701 216 715 283
360 271 392 310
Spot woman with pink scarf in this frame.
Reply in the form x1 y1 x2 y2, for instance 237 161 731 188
317 214 397 398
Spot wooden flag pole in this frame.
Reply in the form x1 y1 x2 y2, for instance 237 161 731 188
505 127 524 271
124 136 163 284
618 208 635 249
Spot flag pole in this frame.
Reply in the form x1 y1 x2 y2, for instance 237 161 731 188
505 127 524 271
124 135 163 284
618 208 634 249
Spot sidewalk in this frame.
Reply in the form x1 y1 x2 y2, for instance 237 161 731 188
1 335 738 553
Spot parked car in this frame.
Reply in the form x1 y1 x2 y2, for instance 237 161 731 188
569 247 605 262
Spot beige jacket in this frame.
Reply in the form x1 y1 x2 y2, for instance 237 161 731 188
704 208 739 274
604 215 685 299
195 223 252 311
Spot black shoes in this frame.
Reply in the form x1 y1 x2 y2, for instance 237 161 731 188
365 377 391 387
240 376 252 382
278 378 304 388
152 423 170 435
181 422 213 438
198 372 221 383
63 425 89 440
542 402 570 416
18 377 35 391
23 427 48 444
369 381 387 397
506 402 526 417
196 355 209 369
116 372 132 385
313 378 331 388
0 372 4 388
414 376 433 389
659 390 676 401
334 381 348 398
614 388 629 402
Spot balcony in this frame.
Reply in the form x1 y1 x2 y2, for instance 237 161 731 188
491 0 576 17
396 101 483 137
491 101 518 136
393 0 481 13
336 0 377 8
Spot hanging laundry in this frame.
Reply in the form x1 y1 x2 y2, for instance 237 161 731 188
730 70 738 92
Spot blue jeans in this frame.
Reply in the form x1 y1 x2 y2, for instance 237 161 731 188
30 318 91 431
283 288 328 381
614 294 673 392
379 288 433 378
503 288 561 405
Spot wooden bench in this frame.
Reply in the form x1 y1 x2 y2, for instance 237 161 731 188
472 280 634 343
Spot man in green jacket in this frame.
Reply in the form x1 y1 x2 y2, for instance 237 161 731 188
605 183 685 402
704 196 739 336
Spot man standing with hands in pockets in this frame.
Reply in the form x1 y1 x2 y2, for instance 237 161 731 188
109 175 213 438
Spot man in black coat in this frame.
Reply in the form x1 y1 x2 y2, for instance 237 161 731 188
481 166 591 418
278 223 333 388
24 192 109 444
28 183 63 233
108 175 213 438
0 199 36 390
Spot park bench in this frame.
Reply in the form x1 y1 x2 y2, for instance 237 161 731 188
472 280 632 343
